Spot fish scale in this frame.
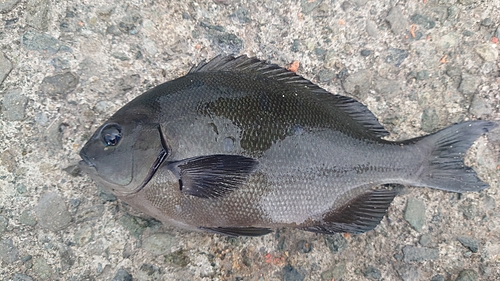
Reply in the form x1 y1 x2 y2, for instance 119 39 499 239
79 55 497 236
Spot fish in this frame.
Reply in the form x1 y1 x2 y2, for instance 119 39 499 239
79 55 498 237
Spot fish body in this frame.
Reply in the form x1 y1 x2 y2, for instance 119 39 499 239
79 55 497 236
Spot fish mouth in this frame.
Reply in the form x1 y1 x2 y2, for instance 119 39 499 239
79 150 95 168
79 149 97 173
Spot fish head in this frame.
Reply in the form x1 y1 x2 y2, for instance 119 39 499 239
79 106 167 196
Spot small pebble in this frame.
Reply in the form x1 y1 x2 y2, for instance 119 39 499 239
119 213 158 238
113 268 133 281
461 204 476 220
33 257 53 279
291 39 301 52
282 264 305 281
300 0 323 14
386 6 407 35
469 94 493 118
35 112 49 126
106 25 122 35
455 269 478 281
40 72 80 98
457 236 479 253
12 273 34 281
34 192 72 231
142 233 178 255
421 107 439 133
296 240 313 253
411 14 436 29
404 197 426 231
458 73 481 95
385 48 408 67
21 31 68 54
416 70 429 80
25 0 50 31
482 195 496 211
0 215 7 235
2 89 27 121
19 209 37 226
475 43 498 62
419 234 432 247
118 11 142 35
0 0 20 13
402 246 439 262
431 275 445 281
0 51 13 85
74 225 94 247
480 18 492 27
365 20 379 38
325 233 348 254
60 246 75 271
317 69 336 83
360 49 372 56
164 249 190 268
0 238 19 263
341 69 372 97
364 265 382 280
396 265 420 281
320 262 346 281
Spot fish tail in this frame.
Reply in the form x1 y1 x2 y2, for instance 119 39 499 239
412 120 497 192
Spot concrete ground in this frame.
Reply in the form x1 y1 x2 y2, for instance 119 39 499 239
0 0 499 280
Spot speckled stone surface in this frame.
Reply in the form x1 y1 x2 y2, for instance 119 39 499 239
0 0 499 280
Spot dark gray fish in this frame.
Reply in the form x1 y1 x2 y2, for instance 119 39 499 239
79 55 497 236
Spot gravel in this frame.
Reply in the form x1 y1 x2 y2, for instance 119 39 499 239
404 197 426 232
0 238 19 264
402 245 439 263
2 89 27 121
281 264 305 281
21 31 70 54
457 236 480 253
34 192 72 232
386 6 407 35
39 72 80 98
0 52 13 85
1 0 499 280
112 268 133 281
455 269 478 281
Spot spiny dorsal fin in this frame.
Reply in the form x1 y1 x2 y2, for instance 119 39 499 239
190 55 389 138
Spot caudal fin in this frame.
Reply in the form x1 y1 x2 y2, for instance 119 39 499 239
414 120 497 192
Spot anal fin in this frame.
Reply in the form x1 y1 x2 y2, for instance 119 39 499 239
200 226 273 237
303 189 398 234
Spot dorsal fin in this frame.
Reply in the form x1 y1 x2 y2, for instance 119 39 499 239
190 55 389 138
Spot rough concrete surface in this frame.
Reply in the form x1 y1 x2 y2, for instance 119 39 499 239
1 0 499 280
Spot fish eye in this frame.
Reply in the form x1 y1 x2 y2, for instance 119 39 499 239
100 124 122 147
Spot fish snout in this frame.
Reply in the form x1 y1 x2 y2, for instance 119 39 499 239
79 149 95 168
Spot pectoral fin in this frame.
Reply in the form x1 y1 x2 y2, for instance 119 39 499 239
167 154 259 199
303 189 398 234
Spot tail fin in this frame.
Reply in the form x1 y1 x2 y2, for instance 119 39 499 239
413 120 497 192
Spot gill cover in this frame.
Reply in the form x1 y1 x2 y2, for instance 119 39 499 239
79 110 167 196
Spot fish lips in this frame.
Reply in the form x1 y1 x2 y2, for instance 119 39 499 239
78 149 100 180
